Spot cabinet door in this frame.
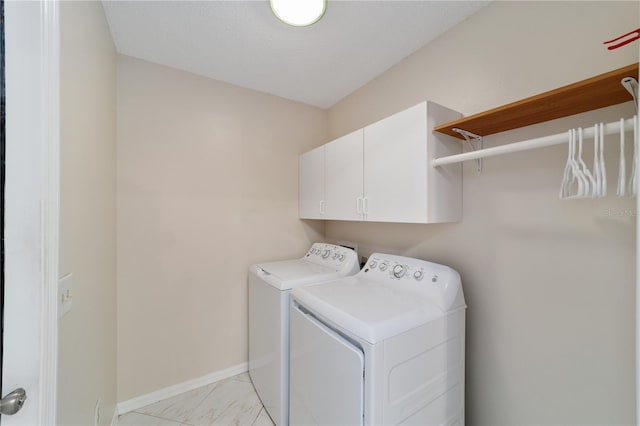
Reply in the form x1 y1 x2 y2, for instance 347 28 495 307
324 129 364 221
299 145 324 219
363 103 427 223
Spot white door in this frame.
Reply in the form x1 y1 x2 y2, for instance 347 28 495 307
290 304 364 426
299 145 324 219
363 103 427 223
324 129 364 221
3 1 59 424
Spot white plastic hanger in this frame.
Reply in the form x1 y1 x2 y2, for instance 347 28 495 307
598 122 607 197
577 127 596 197
592 123 603 197
617 118 626 196
573 128 589 197
560 130 572 199
560 128 587 199
630 115 639 196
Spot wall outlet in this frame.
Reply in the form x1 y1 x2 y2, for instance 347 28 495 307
58 273 73 319
94 399 100 426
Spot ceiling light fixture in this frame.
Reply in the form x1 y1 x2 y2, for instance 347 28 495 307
269 0 326 27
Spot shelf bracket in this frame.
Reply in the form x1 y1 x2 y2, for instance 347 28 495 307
453 128 483 174
622 77 638 113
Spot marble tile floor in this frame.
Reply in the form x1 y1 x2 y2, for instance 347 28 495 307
118 373 275 426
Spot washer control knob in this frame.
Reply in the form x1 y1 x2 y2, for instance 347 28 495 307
379 262 389 271
369 261 377 269
392 264 406 278
413 270 424 281
322 249 331 259
332 252 340 260
338 254 345 262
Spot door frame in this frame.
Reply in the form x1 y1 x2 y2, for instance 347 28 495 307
3 0 59 423
39 1 60 422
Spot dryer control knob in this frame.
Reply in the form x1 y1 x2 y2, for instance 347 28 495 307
392 264 406 278
369 261 377 269
379 263 389 271
322 249 331 259
413 270 424 281
332 252 340 260
338 254 345 262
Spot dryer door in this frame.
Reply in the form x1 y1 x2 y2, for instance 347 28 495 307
290 303 364 426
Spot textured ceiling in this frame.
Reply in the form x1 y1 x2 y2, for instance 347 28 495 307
102 1 489 109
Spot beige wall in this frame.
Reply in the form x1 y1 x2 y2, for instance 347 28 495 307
326 1 639 424
58 2 118 425
116 56 327 400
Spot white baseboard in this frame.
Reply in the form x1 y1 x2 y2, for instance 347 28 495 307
116 362 249 417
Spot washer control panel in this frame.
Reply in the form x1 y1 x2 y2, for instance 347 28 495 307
362 253 450 285
304 243 359 272
360 253 464 311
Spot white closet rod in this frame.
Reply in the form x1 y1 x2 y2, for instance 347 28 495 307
432 117 635 167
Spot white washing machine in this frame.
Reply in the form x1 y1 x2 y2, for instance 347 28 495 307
249 243 360 426
289 253 466 426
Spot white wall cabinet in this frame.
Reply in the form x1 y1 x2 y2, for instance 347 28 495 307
324 129 364 221
298 145 325 219
299 101 462 223
363 102 429 223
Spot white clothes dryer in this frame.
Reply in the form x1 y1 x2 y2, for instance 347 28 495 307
289 253 466 426
249 243 359 426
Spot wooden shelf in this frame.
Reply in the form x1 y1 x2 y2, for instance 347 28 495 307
434 63 639 139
